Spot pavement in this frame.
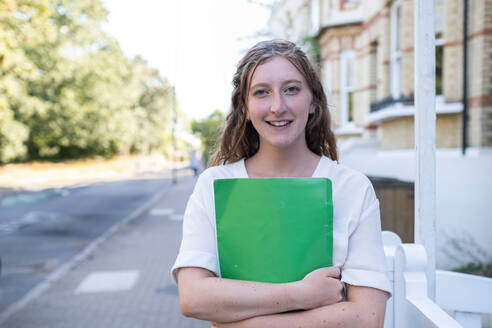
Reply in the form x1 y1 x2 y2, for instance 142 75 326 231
0 174 210 328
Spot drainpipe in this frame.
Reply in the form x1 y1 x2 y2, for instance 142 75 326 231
462 0 469 155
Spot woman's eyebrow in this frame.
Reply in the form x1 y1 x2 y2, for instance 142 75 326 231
283 79 302 85
250 82 269 90
250 79 302 90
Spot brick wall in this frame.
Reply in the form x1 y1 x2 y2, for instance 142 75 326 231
318 0 491 149
481 1 492 146
381 114 463 149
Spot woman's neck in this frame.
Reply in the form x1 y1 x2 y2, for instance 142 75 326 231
245 144 321 178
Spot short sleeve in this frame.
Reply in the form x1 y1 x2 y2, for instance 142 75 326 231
341 198 392 295
170 174 219 283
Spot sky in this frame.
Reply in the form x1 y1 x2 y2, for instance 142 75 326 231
102 0 273 121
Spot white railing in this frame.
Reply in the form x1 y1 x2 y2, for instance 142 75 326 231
382 231 492 328
437 270 492 328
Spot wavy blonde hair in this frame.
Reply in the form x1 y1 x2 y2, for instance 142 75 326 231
209 39 338 166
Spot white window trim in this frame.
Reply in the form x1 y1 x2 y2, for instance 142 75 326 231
340 51 355 127
435 0 446 96
342 0 358 10
310 0 320 34
435 0 447 43
365 97 463 124
323 59 332 104
334 125 364 135
390 1 402 99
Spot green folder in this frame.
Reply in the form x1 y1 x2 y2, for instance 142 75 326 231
214 178 333 284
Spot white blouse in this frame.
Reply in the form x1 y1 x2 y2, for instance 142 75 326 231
171 155 391 295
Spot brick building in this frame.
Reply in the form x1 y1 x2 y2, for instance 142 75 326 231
309 0 490 151
268 0 492 269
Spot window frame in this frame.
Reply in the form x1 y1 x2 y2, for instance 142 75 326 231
340 0 359 10
435 0 446 96
340 51 356 126
390 0 402 100
310 0 320 34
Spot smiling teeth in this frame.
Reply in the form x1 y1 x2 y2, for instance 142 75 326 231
270 121 289 126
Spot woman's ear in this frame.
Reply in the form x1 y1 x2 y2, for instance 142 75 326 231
309 103 316 115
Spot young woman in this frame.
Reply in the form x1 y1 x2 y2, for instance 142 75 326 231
171 40 391 327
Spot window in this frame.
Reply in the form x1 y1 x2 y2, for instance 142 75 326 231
435 0 446 96
369 41 378 102
310 0 320 34
390 1 402 99
341 0 358 9
340 51 355 125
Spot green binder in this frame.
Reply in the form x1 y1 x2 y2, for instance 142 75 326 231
214 178 333 284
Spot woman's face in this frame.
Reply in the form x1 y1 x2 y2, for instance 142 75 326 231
246 56 314 151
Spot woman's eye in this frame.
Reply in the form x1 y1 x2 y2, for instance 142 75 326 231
254 89 268 96
285 86 300 94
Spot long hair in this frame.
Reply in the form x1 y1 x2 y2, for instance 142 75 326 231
209 39 338 166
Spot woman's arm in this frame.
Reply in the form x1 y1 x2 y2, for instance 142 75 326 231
212 284 389 328
177 266 343 323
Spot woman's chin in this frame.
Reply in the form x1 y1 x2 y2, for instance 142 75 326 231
262 138 302 151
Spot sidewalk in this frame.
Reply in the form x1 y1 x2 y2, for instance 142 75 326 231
0 174 209 328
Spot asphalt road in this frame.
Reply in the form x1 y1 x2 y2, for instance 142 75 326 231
0 173 173 312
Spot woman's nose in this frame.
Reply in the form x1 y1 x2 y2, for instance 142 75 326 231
270 91 287 115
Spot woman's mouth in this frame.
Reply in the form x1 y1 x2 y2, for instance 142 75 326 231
266 120 292 127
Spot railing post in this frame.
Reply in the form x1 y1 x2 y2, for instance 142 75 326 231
394 244 428 327
382 231 402 328
394 244 462 327
414 0 437 301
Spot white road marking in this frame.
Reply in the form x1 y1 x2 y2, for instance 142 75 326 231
169 214 183 221
149 208 174 216
75 270 139 294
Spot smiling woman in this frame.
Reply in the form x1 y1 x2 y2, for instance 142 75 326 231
172 40 390 328
246 56 315 153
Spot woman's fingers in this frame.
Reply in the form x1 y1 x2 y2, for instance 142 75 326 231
298 267 344 309
323 266 341 278
305 266 340 279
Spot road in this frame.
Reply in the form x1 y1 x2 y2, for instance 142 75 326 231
0 170 209 327
0 173 171 312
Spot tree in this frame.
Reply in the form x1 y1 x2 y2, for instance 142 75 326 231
0 0 178 163
191 110 225 166
0 0 57 161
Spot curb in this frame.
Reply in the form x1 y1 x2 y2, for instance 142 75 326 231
0 179 173 326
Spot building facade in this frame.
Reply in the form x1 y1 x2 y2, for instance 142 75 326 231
311 0 491 151
268 0 492 270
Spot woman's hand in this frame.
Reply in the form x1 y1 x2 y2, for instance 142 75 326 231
294 266 344 310
178 266 343 323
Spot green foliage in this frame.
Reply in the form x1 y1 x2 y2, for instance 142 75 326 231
0 0 177 163
444 230 492 278
452 262 492 278
302 35 321 70
191 110 225 166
